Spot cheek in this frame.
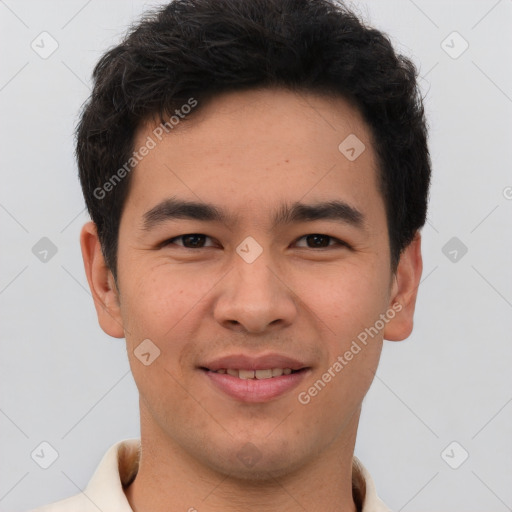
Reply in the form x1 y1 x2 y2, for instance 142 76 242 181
296 261 390 340
293 262 388 400
120 264 200 341
122 274 199 414
119 264 220 387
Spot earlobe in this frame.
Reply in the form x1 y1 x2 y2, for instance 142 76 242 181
383 232 423 342
80 221 125 339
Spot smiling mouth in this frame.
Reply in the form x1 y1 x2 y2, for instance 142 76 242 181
201 367 307 380
200 364 311 402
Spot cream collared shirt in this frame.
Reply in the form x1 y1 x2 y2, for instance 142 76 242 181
31 439 391 512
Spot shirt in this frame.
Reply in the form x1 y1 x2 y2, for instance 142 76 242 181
31 439 391 512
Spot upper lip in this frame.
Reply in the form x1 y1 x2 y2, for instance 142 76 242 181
200 353 308 372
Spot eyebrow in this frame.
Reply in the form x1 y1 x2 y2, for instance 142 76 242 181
141 197 365 232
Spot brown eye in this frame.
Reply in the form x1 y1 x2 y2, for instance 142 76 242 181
183 234 206 247
305 234 331 247
295 234 344 248
163 234 214 248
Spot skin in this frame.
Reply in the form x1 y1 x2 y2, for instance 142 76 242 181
81 88 422 512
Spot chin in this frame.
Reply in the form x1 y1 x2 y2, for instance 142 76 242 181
197 438 311 482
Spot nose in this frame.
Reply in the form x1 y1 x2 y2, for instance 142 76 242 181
213 252 298 334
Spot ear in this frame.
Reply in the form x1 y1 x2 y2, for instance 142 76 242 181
80 221 125 338
383 231 423 341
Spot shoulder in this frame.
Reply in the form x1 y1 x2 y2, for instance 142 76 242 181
27 439 140 512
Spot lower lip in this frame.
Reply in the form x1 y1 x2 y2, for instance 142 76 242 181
203 369 310 403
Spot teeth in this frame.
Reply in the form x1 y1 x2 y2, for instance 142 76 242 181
239 369 255 379
255 369 273 379
213 368 296 379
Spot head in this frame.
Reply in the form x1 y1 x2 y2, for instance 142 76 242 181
79 0 429 480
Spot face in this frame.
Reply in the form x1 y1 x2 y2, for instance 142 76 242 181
82 88 421 479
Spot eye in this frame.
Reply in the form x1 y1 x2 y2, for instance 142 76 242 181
294 234 349 249
162 234 216 249
160 233 349 250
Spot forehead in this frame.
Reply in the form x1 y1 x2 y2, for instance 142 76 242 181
126 88 382 226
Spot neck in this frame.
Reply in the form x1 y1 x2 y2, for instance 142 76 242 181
125 405 361 512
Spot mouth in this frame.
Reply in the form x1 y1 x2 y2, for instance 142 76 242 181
199 354 311 402
202 367 305 379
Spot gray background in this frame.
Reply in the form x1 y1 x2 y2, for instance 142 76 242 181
1 0 511 510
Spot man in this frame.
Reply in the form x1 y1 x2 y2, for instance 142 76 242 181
33 0 430 510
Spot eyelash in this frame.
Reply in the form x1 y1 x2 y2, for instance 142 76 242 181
160 233 351 250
